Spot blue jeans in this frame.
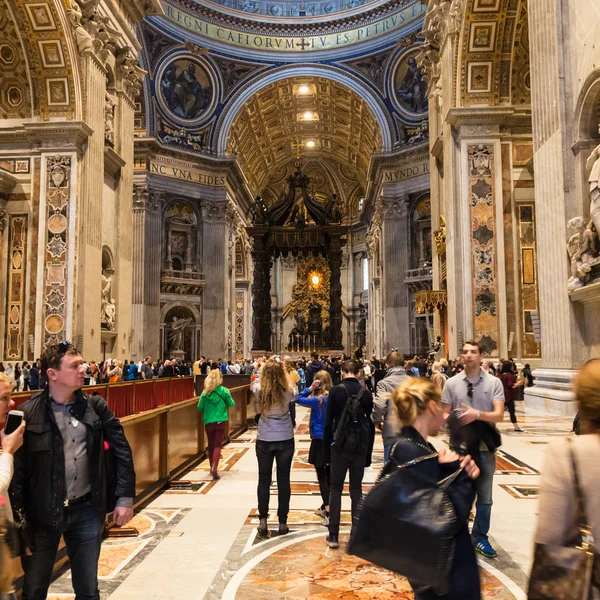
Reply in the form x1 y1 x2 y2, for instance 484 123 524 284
384 443 392 464
471 451 496 544
22 499 103 600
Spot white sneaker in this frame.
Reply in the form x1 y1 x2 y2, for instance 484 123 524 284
315 506 327 518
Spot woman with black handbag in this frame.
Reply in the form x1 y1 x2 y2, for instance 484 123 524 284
0 372 26 599
349 378 481 599
528 358 600 600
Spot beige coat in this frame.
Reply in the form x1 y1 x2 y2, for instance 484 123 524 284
535 434 600 551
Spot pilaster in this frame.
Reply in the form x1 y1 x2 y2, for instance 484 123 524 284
131 185 163 360
201 198 229 358
380 195 410 354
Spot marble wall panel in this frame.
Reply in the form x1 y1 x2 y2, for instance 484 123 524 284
517 203 541 358
4 215 27 359
41 155 72 347
468 144 499 356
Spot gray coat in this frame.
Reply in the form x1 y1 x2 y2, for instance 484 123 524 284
373 368 408 446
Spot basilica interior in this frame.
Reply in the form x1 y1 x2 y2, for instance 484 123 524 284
1 0 600 597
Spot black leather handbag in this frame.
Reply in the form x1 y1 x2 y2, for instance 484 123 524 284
348 443 463 595
528 439 599 599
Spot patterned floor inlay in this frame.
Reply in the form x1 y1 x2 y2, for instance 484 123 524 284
269 481 374 496
500 484 540 499
245 509 353 527
207 531 521 600
48 509 190 598
495 450 540 475
191 447 249 472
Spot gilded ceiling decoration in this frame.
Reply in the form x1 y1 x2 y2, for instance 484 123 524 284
4 0 78 120
0 0 33 119
459 0 529 107
227 76 382 196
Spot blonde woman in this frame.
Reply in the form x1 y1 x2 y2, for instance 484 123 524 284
430 361 448 391
198 369 234 480
284 358 300 395
379 378 481 599
531 359 600 591
254 360 296 536
296 370 333 523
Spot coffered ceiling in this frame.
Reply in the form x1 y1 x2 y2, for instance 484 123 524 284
227 77 383 197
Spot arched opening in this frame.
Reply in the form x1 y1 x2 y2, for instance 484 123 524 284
162 305 196 361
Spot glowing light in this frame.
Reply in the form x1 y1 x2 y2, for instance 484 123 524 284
298 85 310 94
304 111 313 120
311 274 320 286
306 140 316 148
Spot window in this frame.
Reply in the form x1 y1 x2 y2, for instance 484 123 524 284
358 197 364 212
362 257 369 291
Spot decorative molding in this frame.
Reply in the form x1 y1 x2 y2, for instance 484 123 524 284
235 291 244 361
42 155 72 347
4 215 28 359
468 143 499 356
201 199 227 223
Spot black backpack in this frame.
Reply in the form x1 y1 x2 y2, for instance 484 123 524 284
333 384 370 454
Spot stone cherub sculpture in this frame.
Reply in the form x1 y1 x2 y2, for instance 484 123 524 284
567 216 596 291
587 124 600 235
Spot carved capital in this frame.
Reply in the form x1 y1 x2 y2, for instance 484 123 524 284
201 200 227 223
133 185 164 211
381 196 409 220
116 47 147 100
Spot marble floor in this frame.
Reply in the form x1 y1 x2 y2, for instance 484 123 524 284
48 403 574 600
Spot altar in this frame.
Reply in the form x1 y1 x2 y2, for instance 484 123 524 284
247 162 348 355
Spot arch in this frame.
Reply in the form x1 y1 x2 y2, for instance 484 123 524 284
102 245 115 272
161 301 201 323
216 65 393 153
574 68 600 141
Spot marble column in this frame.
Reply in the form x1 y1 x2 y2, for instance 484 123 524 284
381 196 410 354
131 185 162 360
201 199 229 358
328 239 344 350
528 0 582 369
523 0 583 414
75 52 107 358
251 242 272 352
113 80 136 359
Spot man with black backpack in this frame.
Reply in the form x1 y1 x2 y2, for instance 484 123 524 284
322 360 374 549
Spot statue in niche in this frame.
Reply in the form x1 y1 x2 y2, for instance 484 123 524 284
586 124 600 235
167 316 193 351
104 93 115 146
101 269 116 330
567 217 596 291
171 233 186 257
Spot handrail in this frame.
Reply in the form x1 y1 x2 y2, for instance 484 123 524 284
11 376 198 418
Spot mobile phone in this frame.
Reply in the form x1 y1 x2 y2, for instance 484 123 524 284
4 410 24 435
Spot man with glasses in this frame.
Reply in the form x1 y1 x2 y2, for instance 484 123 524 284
10 341 136 600
442 340 504 559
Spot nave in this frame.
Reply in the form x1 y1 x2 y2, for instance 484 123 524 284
46 405 571 600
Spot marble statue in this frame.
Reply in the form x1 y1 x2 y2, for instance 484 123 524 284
586 124 600 235
104 94 115 145
567 216 596 291
66 2 93 55
101 270 116 329
168 316 193 350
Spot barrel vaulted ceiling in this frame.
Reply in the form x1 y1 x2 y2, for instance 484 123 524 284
227 77 382 197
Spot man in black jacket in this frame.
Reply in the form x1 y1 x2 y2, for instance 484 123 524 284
10 341 136 600
322 360 373 549
305 352 327 387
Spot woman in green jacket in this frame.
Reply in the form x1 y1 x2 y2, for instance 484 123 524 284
197 369 235 479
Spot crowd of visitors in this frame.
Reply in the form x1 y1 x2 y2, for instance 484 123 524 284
1 338 594 600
